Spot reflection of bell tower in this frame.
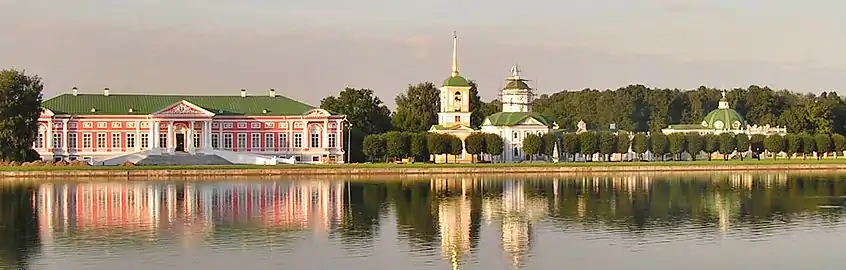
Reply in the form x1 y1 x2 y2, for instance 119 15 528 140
438 191 472 269
437 32 473 126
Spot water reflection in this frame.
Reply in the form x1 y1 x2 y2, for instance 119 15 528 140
2 172 845 269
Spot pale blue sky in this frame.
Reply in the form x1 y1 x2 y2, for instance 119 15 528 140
2 0 845 107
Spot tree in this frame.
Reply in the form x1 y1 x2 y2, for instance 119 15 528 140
464 133 486 163
561 133 581 161
764 135 785 160
735 134 750 161
362 134 386 161
321 87 392 162
800 133 816 160
522 134 543 161
383 131 410 160
750 134 766 160
467 81 485 128
784 134 801 160
717 133 737 160
650 133 669 161
392 82 440 132
832 133 846 158
815 134 832 160
484 133 504 162
426 133 450 162
578 132 599 161
0 69 43 162
408 132 428 162
541 133 557 158
616 132 631 160
667 133 687 161
632 133 649 161
449 135 464 158
704 134 719 161
686 133 704 161
598 131 617 161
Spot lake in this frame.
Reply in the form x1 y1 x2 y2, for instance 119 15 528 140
1 172 845 270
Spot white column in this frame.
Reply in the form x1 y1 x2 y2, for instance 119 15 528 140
188 121 195 153
167 121 174 153
62 119 69 153
149 120 157 150
46 120 54 149
322 120 328 148
134 121 141 151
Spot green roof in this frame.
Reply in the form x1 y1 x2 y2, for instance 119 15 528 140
42 94 318 116
701 108 745 130
443 75 471 87
483 112 554 127
430 123 474 131
503 80 530 90
665 124 705 130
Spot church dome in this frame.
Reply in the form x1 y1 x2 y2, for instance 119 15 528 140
443 75 471 87
701 95 745 130
503 80 530 90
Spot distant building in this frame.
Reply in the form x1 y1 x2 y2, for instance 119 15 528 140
35 88 346 165
428 32 477 163
661 90 787 136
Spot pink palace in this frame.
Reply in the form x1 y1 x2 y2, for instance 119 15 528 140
35 88 347 165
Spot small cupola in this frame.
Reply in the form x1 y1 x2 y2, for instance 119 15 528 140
103 87 110 96
269 88 276 97
72 87 78 96
90 107 96 113
240 88 247 98
128 107 134 113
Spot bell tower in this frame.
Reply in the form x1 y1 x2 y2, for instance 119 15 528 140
438 32 473 126
499 65 534 112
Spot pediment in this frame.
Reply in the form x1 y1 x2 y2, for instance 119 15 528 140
303 108 331 117
40 108 55 117
153 100 215 116
517 117 544 126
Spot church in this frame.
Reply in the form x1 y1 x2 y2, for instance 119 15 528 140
429 33 558 163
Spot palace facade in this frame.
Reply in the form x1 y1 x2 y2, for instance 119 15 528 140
36 88 347 165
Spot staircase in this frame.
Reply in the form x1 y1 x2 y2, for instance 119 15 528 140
135 152 233 166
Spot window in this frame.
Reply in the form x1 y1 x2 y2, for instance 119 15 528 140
310 131 320 148
312 155 320 162
265 133 274 150
328 133 337 148
212 133 219 149
159 133 167 148
127 133 136 148
237 133 247 149
223 133 233 149
68 133 77 149
53 133 63 149
193 133 200 148
96 133 107 149
82 133 92 148
513 132 518 139
111 133 121 148
294 133 302 148
278 133 288 148
513 147 519 158
140 134 149 148
35 133 44 148
251 133 260 150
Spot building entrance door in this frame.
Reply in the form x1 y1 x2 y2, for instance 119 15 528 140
176 134 185 152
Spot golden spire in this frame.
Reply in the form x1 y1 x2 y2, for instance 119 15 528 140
452 31 459 77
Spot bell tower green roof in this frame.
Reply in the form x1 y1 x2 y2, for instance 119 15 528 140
443 75 471 87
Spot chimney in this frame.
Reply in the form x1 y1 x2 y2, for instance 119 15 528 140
103 87 110 96
240 88 246 98
269 88 276 97
72 87 78 96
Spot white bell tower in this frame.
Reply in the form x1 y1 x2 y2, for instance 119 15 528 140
437 32 473 126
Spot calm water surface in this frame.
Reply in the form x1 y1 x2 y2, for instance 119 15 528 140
1 173 846 269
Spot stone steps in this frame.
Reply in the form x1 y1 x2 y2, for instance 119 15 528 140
136 153 233 166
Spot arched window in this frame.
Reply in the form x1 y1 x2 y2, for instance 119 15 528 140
310 125 321 148
453 91 462 111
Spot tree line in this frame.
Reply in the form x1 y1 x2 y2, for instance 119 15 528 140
362 132 504 163
322 83 846 162
0 69 43 162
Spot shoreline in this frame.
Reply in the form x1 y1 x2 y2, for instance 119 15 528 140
2 162 846 178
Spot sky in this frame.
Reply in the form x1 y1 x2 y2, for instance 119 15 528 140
2 0 846 108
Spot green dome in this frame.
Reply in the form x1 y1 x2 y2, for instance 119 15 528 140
443 75 471 87
503 80 530 90
701 107 746 130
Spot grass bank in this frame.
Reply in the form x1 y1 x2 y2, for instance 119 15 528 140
0 159 844 178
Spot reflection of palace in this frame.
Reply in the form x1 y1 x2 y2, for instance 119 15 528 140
35 181 345 244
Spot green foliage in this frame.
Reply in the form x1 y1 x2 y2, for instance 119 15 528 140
0 69 43 162
686 133 704 161
704 134 719 160
383 131 409 159
616 132 631 155
426 133 450 156
833 134 846 156
717 133 737 160
735 134 750 160
650 133 669 160
541 133 557 157
392 82 440 132
522 134 543 161
799 133 816 158
666 133 687 160
597 132 617 161
464 133 486 162
467 81 486 128
784 134 801 159
578 132 598 160
561 133 581 161
764 135 785 159
632 133 649 158
362 134 386 161
484 133 504 158
449 135 463 156
408 132 428 162
815 134 832 158
320 87 392 162
750 134 766 158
